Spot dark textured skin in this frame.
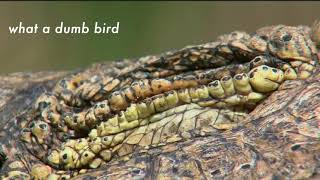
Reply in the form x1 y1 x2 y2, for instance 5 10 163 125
0 72 68 165
70 69 320 180
0 72 67 127
0 23 320 179
0 66 319 180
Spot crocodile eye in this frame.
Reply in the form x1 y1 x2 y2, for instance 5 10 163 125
262 66 268 70
282 34 292 42
272 69 278 73
99 104 105 108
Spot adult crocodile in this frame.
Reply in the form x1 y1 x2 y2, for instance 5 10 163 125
0 22 320 180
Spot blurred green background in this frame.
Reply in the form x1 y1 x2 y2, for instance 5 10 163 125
1 1 320 74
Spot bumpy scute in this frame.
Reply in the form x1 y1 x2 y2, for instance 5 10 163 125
1 23 319 179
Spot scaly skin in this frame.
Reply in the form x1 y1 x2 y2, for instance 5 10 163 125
0 23 320 179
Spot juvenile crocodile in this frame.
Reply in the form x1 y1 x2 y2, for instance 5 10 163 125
1 22 320 180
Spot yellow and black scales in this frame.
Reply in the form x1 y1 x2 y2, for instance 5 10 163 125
1 23 320 179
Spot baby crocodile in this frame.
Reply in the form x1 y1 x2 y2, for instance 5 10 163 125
0 22 320 179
